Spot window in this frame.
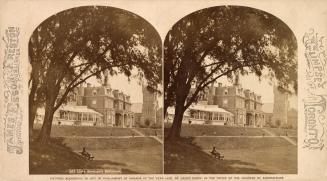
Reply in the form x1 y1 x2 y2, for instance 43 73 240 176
213 113 218 120
106 89 111 95
208 113 212 120
224 89 228 95
60 111 67 119
223 99 228 105
219 114 224 121
92 100 96 105
92 90 97 96
83 114 87 121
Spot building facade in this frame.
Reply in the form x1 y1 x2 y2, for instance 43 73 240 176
262 103 274 127
73 71 134 128
141 85 159 127
76 83 133 127
166 104 233 126
271 86 297 128
35 105 103 127
204 81 265 127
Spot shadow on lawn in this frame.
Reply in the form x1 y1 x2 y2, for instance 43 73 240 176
29 135 138 174
164 128 268 174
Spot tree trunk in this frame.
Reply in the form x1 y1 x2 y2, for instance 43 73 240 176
166 103 185 140
28 80 37 137
37 100 55 144
37 82 58 144
163 103 169 119
29 102 37 137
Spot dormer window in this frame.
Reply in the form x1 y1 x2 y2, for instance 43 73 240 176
224 89 228 95
106 88 111 95
92 90 97 96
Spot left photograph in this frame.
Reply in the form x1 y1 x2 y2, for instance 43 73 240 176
29 6 163 174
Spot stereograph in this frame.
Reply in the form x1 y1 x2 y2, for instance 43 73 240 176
0 0 326 180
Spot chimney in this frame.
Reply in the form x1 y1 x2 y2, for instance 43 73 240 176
103 69 110 87
218 82 222 87
234 72 240 86
87 83 91 87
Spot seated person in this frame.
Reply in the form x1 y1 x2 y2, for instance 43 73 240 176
210 146 223 159
80 147 94 160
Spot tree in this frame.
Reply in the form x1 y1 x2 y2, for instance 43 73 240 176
29 6 162 143
164 6 297 140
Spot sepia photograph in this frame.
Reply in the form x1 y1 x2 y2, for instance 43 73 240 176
1 0 327 180
164 5 298 174
28 6 163 174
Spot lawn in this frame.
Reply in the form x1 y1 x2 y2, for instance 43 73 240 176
192 137 291 150
264 127 297 137
134 127 162 136
164 124 297 174
221 146 297 174
164 139 268 174
164 138 297 174
34 124 135 137
166 124 267 136
30 125 163 174
55 137 161 150
89 145 162 174
52 125 135 137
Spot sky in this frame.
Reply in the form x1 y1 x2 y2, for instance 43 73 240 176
217 73 298 109
25 2 298 109
86 73 163 105
86 69 297 109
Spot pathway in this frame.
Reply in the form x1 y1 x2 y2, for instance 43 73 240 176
262 128 297 146
131 128 163 144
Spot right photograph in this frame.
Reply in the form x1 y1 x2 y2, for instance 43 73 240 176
164 5 298 174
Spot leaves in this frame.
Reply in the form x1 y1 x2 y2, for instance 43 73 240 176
164 5 297 113
29 6 162 111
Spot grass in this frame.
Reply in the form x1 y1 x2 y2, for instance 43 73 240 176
134 127 162 136
164 124 298 174
34 124 163 137
55 137 161 150
221 146 297 174
288 136 298 143
30 140 95 174
164 138 297 174
192 137 291 150
164 138 268 174
30 125 163 174
90 145 162 174
264 127 297 137
166 124 267 136
51 125 135 137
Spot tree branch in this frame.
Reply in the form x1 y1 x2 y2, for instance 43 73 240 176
53 61 130 111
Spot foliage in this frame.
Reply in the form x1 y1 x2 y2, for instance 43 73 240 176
29 6 162 142
164 6 297 139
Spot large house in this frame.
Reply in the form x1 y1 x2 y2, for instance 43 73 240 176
166 78 266 127
34 105 103 127
35 72 134 128
75 83 134 127
203 80 265 127
166 104 233 125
